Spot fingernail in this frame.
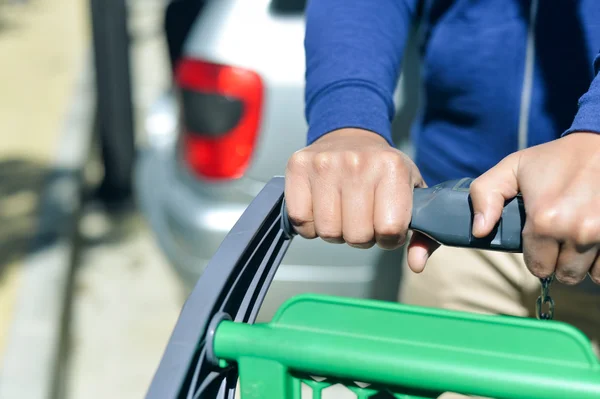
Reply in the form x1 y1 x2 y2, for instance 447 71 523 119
473 212 485 235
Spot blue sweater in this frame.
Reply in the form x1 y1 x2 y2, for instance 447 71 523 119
305 0 600 186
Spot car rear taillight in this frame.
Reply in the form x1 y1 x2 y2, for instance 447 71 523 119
175 58 264 180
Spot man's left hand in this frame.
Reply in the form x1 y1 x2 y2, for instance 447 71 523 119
470 132 600 285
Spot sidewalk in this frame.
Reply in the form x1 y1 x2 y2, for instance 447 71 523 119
63 1 186 398
0 0 88 372
0 1 184 397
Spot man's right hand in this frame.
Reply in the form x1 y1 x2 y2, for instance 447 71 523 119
284 128 427 253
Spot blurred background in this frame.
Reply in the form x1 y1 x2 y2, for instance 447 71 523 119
0 0 420 398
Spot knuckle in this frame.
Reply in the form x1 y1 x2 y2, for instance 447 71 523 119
375 219 408 242
313 152 337 173
574 218 600 247
286 210 310 227
344 232 375 247
375 233 406 250
378 150 405 169
528 207 560 236
343 151 364 173
375 222 403 239
286 150 310 173
287 212 316 239
296 228 317 240
468 179 486 197
348 241 375 249
315 226 342 242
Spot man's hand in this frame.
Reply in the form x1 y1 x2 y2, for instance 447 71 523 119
285 128 437 267
469 132 600 285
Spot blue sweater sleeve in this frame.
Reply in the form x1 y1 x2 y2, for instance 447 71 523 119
563 51 600 136
304 0 419 146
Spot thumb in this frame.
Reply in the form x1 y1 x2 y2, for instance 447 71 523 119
469 154 521 238
406 231 441 273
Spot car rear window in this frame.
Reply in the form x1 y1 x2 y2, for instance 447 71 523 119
270 0 306 14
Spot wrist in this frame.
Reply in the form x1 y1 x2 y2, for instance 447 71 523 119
562 131 600 144
315 128 392 146
559 131 600 161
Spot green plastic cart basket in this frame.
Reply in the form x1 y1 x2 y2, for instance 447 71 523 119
145 177 600 399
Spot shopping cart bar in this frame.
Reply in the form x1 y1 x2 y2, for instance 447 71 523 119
212 294 600 399
145 176 600 399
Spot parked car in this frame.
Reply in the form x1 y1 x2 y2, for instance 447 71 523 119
135 0 422 321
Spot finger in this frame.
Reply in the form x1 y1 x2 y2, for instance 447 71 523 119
522 233 559 279
469 154 520 238
284 168 315 239
373 173 412 250
312 179 344 244
588 252 600 285
406 231 441 273
342 179 375 248
555 242 597 285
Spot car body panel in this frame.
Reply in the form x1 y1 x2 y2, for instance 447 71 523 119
182 0 309 184
136 0 421 321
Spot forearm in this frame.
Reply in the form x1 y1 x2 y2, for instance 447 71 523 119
304 0 419 146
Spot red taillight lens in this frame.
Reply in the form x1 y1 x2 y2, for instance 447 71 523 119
175 58 263 180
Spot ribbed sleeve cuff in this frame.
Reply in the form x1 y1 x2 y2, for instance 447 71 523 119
306 81 395 146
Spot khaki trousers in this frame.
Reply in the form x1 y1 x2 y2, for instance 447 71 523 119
399 245 600 399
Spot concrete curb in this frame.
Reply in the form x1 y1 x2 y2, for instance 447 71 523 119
0 53 94 399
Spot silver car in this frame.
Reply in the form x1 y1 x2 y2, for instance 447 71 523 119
135 0 421 321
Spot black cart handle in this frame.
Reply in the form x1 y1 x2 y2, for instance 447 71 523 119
282 177 525 252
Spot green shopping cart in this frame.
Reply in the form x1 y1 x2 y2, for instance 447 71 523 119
144 177 600 399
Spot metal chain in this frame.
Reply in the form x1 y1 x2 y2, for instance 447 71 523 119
535 274 555 320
